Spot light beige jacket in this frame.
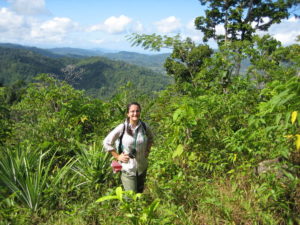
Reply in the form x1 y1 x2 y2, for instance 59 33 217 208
103 120 153 175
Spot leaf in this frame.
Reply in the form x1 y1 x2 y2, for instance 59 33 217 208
125 213 135 218
291 111 298 125
275 114 282 125
188 152 197 161
115 186 123 201
227 169 235 174
172 144 184 159
233 153 237 162
173 109 183 121
133 193 142 201
96 186 124 203
144 199 160 219
39 141 52 149
96 195 119 202
148 199 160 214
80 115 88 123
284 135 293 139
295 134 300 151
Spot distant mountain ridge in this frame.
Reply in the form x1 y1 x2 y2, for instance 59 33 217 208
0 43 168 73
0 44 171 98
0 43 61 58
48 48 169 73
47 47 104 58
102 51 169 73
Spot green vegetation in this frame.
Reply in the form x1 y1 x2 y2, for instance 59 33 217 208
102 51 169 74
0 43 169 73
48 47 169 73
0 47 68 84
195 0 297 43
73 56 170 98
0 1 300 224
0 46 171 99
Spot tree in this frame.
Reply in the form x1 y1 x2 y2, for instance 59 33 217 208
164 38 213 88
129 34 213 90
0 88 10 145
60 64 84 85
195 0 299 44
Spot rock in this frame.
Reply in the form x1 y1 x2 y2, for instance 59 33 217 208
255 157 287 177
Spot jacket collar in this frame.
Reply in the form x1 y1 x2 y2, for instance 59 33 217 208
125 119 141 129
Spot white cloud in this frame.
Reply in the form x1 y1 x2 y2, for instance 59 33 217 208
0 6 80 45
90 39 104 44
0 7 29 43
40 17 77 34
259 17 270 26
30 17 79 42
287 17 298 22
6 0 48 15
155 16 181 33
273 32 300 45
251 17 271 29
88 15 132 34
0 7 24 31
181 33 202 42
183 18 206 44
87 24 102 32
189 35 202 42
132 21 144 33
215 24 225 35
105 15 132 33
186 19 196 30
267 17 300 45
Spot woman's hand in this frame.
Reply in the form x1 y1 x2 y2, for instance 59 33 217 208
118 153 130 163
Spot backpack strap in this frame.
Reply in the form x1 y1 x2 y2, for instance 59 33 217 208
117 123 126 154
141 121 147 133
117 121 147 154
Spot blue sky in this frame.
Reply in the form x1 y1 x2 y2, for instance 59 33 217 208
0 0 299 53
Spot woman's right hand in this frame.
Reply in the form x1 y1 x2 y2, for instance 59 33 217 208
118 153 130 163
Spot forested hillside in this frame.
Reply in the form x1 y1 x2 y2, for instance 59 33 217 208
0 46 171 98
73 56 170 98
0 44 169 73
101 51 169 73
48 48 169 73
0 47 70 84
0 0 300 224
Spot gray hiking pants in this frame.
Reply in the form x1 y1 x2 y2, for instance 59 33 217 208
121 170 147 193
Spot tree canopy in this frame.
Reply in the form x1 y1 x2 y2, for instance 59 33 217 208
195 0 299 43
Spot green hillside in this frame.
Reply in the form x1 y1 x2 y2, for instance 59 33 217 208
0 46 171 98
74 57 170 98
0 44 170 74
47 47 169 73
102 51 169 73
0 43 61 58
0 47 71 84
48 47 101 58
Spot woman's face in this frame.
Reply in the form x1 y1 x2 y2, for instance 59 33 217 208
127 104 141 123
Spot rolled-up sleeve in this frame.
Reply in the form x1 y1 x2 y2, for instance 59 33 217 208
103 123 124 152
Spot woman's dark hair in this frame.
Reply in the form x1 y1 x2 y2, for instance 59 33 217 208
126 102 141 113
126 102 141 136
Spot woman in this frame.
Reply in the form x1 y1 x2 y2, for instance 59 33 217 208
103 102 153 193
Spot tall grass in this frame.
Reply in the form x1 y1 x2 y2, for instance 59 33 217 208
71 142 113 189
0 145 74 211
